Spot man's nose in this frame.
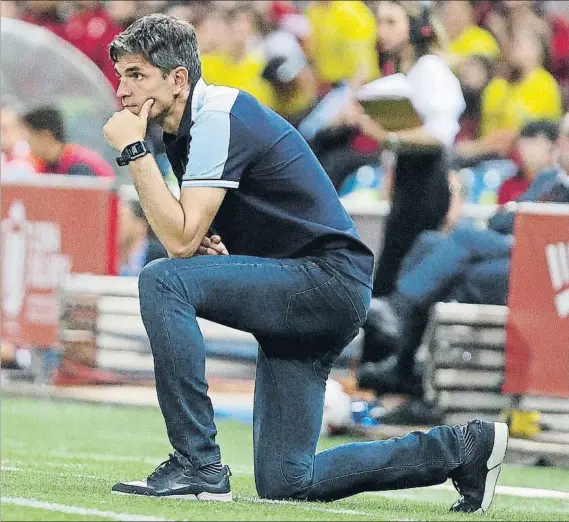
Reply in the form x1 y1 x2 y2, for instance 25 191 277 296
116 79 130 99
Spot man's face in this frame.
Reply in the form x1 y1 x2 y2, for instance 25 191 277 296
376 1 411 54
114 54 183 124
0 107 26 154
457 58 489 93
509 30 541 68
23 127 51 161
518 134 554 174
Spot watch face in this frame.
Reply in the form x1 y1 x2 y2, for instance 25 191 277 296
130 142 145 155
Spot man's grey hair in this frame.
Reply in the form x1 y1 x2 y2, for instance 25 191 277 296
109 13 202 84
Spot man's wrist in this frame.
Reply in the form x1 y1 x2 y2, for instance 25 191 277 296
385 132 400 150
116 140 150 166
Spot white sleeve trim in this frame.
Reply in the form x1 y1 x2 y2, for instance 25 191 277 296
182 108 234 183
181 179 239 189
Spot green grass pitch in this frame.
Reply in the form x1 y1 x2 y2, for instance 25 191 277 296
2 398 569 521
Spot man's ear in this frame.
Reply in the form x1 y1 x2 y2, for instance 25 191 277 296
172 67 189 95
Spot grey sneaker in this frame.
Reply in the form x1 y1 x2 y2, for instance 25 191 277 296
449 421 509 513
112 451 232 501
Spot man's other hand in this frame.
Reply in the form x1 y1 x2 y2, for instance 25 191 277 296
197 235 229 256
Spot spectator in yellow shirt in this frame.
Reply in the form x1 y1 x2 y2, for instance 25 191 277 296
456 29 562 160
442 0 500 67
484 30 562 134
199 4 275 108
305 1 380 87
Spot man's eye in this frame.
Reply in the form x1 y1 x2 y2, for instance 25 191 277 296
133 73 143 80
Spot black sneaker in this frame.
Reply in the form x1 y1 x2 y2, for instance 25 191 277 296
449 421 509 513
111 451 232 501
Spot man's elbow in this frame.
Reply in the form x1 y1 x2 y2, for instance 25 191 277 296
168 244 197 259
165 237 199 259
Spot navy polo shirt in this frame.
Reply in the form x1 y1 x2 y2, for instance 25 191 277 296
163 78 373 288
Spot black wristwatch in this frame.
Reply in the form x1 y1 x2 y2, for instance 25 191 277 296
116 140 150 166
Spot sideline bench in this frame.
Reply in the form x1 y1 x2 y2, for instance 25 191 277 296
417 301 569 466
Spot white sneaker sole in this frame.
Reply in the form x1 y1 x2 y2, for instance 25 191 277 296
112 490 233 501
478 422 509 513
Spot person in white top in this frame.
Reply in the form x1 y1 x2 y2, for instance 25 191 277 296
353 1 466 387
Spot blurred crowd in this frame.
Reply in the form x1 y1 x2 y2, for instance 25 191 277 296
2 0 569 201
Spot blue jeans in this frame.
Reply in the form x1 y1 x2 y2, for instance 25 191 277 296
138 254 465 501
398 225 512 309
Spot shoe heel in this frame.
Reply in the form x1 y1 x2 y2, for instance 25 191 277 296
488 422 509 469
480 422 509 513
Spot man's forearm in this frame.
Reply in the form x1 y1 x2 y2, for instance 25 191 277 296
396 126 443 148
128 155 196 255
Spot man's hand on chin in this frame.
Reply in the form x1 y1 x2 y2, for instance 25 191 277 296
103 98 155 152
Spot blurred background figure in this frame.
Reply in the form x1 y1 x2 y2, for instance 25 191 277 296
20 0 67 39
357 117 569 425
0 101 38 178
356 1 465 374
455 27 562 162
118 199 168 277
63 1 126 91
22 105 115 178
200 3 275 108
304 0 380 89
442 0 500 67
261 41 377 190
496 120 560 204
454 54 496 144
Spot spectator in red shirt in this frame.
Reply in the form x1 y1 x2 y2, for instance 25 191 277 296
0 102 40 177
497 120 559 204
22 105 115 179
64 1 124 91
20 1 67 40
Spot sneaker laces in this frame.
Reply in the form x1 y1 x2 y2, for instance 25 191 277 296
148 453 183 481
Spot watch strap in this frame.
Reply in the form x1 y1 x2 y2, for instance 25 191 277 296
116 140 150 166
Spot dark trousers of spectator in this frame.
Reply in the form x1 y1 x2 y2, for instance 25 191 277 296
383 225 511 391
397 225 512 309
137 253 466 501
362 151 450 363
373 150 451 298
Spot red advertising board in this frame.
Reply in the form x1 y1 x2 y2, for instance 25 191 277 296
1 176 118 347
504 203 569 398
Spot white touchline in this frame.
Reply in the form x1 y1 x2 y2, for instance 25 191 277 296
366 483 569 501
434 483 569 500
1 497 171 521
240 496 419 521
1 466 102 480
238 496 380 518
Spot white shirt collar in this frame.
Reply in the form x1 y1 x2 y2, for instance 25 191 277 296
191 77 208 123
